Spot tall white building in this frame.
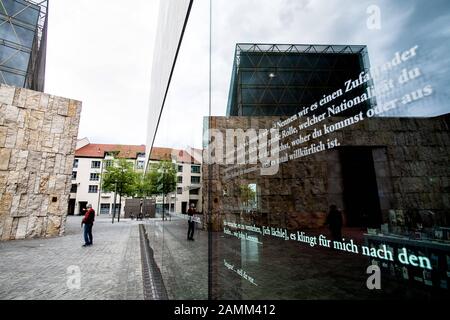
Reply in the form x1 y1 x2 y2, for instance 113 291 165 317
70 139 202 216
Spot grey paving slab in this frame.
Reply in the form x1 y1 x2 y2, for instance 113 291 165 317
0 216 144 300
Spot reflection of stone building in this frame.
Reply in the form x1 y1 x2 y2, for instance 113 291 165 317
203 114 450 232
0 85 81 240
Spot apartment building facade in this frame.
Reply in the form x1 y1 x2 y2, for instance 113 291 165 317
147 147 202 214
69 139 145 216
70 139 202 216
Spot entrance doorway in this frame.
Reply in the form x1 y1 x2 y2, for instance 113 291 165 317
78 201 87 215
182 202 187 214
340 147 382 228
68 199 75 216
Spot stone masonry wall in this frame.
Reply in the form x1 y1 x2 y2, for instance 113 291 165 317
0 85 81 240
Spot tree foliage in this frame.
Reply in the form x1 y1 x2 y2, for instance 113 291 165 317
102 159 137 197
146 160 177 196
240 184 257 209
134 171 154 198
102 159 177 202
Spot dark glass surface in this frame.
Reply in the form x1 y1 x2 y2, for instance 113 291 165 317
228 50 369 117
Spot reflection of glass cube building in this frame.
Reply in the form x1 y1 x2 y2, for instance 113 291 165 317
0 0 48 91
226 43 371 117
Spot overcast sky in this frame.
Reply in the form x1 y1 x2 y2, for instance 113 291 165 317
46 0 159 145
45 0 450 150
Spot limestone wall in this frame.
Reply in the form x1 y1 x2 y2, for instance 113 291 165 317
0 85 81 240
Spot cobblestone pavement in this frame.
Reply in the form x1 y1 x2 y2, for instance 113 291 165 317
0 215 144 300
145 218 208 300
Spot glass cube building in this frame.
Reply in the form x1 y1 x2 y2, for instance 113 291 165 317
0 0 48 91
226 43 371 117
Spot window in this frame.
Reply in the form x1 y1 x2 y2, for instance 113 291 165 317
191 176 201 184
177 176 183 184
90 173 100 181
136 161 145 170
73 159 78 168
71 171 77 180
100 204 110 215
91 161 101 169
178 165 183 172
189 188 199 195
105 160 113 168
70 184 77 193
105 151 119 157
177 187 183 194
191 165 200 174
88 185 98 193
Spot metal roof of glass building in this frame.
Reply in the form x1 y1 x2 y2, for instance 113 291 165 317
226 43 371 117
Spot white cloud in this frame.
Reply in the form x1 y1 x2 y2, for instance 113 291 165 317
45 0 159 145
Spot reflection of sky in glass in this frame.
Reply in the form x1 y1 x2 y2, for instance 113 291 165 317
241 238 259 263
2 70 24 86
0 0 39 48
212 0 450 118
158 0 450 149
12 23 36 48
1 0 40 26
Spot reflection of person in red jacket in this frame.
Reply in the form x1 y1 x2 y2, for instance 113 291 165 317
81 204 95 247
187 204 196 241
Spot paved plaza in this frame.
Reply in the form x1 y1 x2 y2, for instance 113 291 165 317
0 214 208 300
0 215 144 300
1 215 445 300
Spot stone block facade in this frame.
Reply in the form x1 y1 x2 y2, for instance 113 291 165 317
203 114 450 232
0 85 81 240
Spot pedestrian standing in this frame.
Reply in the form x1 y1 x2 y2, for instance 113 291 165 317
81 204 95 247
325 204 343 242
187 203 196 241
139 199 143 220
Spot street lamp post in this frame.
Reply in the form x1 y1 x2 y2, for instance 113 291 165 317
160 166 166 221
112 181 117 224
162 192 165 221
117 191 121 223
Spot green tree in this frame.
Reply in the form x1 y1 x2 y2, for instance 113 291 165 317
240 184 257 211
102 158 136 222
133 171 154 198
147 160 177 220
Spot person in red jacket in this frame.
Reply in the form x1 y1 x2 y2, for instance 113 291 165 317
187 203 196 241
81 204 95 247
